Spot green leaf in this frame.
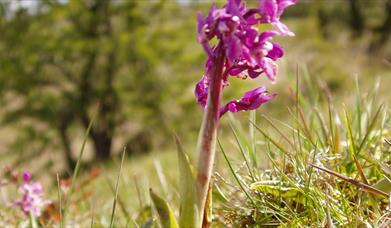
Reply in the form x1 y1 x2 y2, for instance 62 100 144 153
174 135 199 228
373 176 391 194
203 185 212 228
250 181 304 203
149 189 178 228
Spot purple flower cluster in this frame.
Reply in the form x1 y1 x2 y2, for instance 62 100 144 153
15 171 50 217
195 0 296 116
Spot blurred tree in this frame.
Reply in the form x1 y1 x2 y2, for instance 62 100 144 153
370 0 391 52
0 0 202 171
316 0 391 53
348 0 364 37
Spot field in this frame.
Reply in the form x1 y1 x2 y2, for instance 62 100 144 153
0 0 390 227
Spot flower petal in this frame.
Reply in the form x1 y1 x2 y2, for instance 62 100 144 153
267 42 284 60
220 87 276 116
259 0 278 22
226 35 242 63
195 75 209 109
22 171 31 183
271 21 294 36
259 57 277 81
277 0 297 17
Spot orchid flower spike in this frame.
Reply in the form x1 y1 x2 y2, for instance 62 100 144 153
15 171 51 217
195 0 297 116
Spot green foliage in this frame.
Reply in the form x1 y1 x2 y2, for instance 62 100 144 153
149 189 178 228
0 0 390 172
0 1 390 227
175 136 199 228
373 177 391 193
213 76 390 226
0 0 205 169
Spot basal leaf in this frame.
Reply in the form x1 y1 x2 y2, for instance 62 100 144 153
250 180 304 203
174 135 199 228
149 189 178 228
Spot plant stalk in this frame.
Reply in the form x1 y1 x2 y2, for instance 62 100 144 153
195 43 225 226
29 212 38 228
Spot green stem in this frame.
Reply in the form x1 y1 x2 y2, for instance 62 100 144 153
30 211 38 228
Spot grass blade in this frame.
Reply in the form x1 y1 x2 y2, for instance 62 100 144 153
352 154 369 185
134 176 143 211
325 189 335 228
229 123 255 182
355 76 362 140
90 214 94 228
109 148 127 228
249 110 258 168
105 176 131 221
217 138 256 205
250 120 290 156
343 107 357 156
63 114 95 221
153 159 168 197
310 164 389 198
357 105 383 153
56 173 63 228
261 114 294 148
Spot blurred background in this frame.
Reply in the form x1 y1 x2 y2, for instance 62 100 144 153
0 0 390 178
